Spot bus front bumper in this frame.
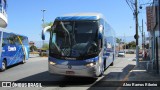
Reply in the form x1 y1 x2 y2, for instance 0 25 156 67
48 62 97 77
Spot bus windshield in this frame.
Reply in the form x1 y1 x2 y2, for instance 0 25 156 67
50 20 99 60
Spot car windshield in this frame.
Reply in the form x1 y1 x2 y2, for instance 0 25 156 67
50 20 99 59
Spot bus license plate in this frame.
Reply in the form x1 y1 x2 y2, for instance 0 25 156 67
66 71 75 75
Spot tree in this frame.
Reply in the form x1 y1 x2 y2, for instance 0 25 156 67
42 43 49 50
116 38 122 51
126 41 136 49
30 45 37 52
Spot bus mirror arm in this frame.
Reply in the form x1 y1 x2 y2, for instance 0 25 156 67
41 26 51 40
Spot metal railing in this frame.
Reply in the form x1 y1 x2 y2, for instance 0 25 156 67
0 5 7 18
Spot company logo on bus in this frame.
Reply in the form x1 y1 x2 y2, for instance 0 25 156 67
8 46 16 51
65 57 76 60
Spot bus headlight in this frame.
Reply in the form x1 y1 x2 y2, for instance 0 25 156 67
49 61 56 65
86 63 95 67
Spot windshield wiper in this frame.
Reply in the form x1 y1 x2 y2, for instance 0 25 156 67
60 21 72 56
60 21 71 46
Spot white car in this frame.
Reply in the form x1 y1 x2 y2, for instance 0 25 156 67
118 51 125 57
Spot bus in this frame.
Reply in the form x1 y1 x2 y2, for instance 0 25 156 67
0 28 29 71
42 13 115 77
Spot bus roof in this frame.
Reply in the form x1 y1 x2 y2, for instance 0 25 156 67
55 12 105 21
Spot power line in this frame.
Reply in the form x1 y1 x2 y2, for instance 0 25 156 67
129 0 135 11
126 0 134 13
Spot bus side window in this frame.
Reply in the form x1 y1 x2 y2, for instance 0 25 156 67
2 32 9 47
2 40 6 47
8 34 17 45
15 35 21 45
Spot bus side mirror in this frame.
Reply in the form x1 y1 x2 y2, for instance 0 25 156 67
42 30 45 40
41 26 51 40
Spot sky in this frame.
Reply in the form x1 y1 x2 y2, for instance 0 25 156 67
6 0 151 43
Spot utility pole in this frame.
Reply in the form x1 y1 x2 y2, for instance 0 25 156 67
124 33 126 53
41 9 46 48
159 0 160 37
135 0 139 66
144 32 145 48
142 19 144 59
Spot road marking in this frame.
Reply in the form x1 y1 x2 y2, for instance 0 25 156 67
127 58 135 61
130 70 146 72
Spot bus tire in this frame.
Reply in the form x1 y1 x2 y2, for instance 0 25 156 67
0 60 7 71
21 56 26 64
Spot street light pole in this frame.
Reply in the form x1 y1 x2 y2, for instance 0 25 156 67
41 9 46 48
135 0 139 66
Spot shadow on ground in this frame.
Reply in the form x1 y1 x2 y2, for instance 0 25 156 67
16 71 97 87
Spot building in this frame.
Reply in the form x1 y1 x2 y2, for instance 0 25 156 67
0 0 7 28
147 0 160 74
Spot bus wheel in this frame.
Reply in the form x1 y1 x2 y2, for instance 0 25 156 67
1 60 6 71
21 57 26 64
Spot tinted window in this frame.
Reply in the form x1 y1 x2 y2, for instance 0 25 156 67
8 34 17 45
3 32 10 45
75 21 97 34
2 32 28 45
16 35 28 45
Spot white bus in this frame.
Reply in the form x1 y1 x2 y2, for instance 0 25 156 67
42 13 116 77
